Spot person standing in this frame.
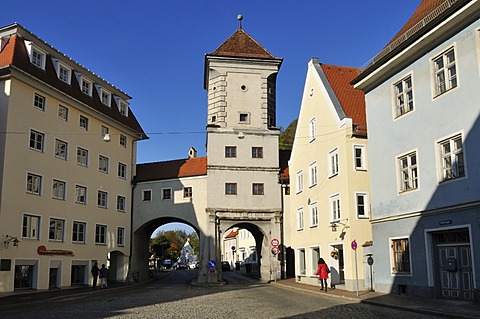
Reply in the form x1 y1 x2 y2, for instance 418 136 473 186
91 262 99 289
315 258 329 292
99 264 108 289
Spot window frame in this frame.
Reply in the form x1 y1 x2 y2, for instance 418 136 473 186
97 190 108 208
162 188 172 200
330 194 341 222
49 218 65 242
142 189 152 201
119 134 127 148
353 144 367 171
54 138 68 160
118 162 127 179
328 148 339 177
397 151 419 193
58 105 69 121
252 146 263 158
309 202 318 227
95 224 107 245
25 42 47 70
296 170 303 194
297 248 306 275
26 172 42 195
296 207 304 231
225 146 237 158
98 155 109 174
390 237 412 275
308 161 317 187
72 221 86 243
252 183 264 195
183 186 193 198
393 75 414 118
309 117 316 142
117 195 126 212
22 214 40 240
29 129 45 152
100 88 112 107
79 115 89 130
432 47 457 97
239 112 250 124
225 183 237 195
52 179 66 200
437 133 465 182
75 185 87 204
355 192 369 219
117 227 125 247
80 76 93 96
33 93 46 111
76 147 89 167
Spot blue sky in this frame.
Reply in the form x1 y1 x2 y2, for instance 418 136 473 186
1 1 419 164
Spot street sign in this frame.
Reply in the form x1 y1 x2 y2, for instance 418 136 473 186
351 240 358 251
271 238 279 247
271 247 279 255
208 260 216 269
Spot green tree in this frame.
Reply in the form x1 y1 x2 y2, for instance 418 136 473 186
279 119 297 150
150 229 199 262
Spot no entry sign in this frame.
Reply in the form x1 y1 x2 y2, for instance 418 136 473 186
351 240 358 250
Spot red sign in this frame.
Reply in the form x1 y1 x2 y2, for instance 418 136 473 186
271 238 279 247
271 247 279 255
351 240 358 251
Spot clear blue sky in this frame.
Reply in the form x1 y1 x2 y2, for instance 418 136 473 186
1 1 419 164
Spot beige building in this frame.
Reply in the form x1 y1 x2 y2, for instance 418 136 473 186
286 58 371 291
0 23 146 292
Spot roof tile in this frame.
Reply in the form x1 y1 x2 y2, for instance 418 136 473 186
136 157 207 182
211 29 276 59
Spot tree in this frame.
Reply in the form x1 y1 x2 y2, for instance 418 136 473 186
279 119 297 150
150 229 199 262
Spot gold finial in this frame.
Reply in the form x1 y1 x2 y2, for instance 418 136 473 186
237 14 243 30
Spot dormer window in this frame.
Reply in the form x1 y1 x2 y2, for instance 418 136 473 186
52 59 72 84
24 41 46 70
114 97 129 117
101 89 111 107
75 72 93 96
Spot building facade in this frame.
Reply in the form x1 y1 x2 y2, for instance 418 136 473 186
352 0 480 300
0 24 146 292
287 58 371 291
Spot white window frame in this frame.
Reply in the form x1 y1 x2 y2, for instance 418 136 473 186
119 134 127 148
114 97 129 117
308 162 317 187
397 151 418 193
117 195 126 212
118 162 127 179
29 129 45 152
183 186 193 198
58 105 69 121
296 170 303 194
49 218 65 242
309 202 318 227
353 144 367 171
330 194 341 222
297 248 306 275
310 246 321 275
72 221 86 243
99 155 109 174
437 133 465 182
79 115 89 130
393 75 414 118
296 207 304 231
162 188 172 200
432 47 457 97
26 172 42 195
25 41 46 70
52 179 66 200
22 214 40 239
309 117 316 142
98 87 112 107
54 138 68 160
76 147 89 167
355 192 368 219
76 73 93 96
390 236 412 275
97 190 108 208
117 227 125 247
95 224 107 245
52 59 72 84
33 93 46 111
75 185 87 204
142 189 152 201
328 148 339 177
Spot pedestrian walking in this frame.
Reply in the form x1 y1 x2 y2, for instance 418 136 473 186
99 264 108 289
315 257 330 292
91 262 99 288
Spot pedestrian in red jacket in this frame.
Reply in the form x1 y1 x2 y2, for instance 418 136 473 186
315 258 330 292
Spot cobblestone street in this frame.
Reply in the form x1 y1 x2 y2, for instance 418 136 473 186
0 270 444 319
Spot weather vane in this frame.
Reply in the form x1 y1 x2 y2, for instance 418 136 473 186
237 14 243 30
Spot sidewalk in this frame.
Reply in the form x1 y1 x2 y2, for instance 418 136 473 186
273 278 480 319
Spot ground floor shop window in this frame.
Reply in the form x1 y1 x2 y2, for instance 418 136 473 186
14 265 34 289
71 265 86 285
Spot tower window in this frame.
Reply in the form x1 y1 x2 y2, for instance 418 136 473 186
239 113 249 123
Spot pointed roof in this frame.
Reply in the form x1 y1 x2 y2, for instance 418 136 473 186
210 29 276 59
320 63 367 135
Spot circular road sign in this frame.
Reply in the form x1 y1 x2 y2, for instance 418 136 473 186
208 260 216 269
271 238 280 247
351 240 358 251
271 247 279 255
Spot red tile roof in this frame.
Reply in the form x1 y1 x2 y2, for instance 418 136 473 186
211 29 277 59
225 229 239 239
135 157 207 182
321 64 367 134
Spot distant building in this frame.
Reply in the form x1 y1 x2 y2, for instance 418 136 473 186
286 58 371 291
352 0 480 300
0 23 146 292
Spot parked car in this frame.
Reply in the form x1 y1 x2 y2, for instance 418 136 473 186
176 263 188 270
221 261 231 271
163 259 172 269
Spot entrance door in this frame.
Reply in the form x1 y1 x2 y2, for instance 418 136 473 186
438 245 473 299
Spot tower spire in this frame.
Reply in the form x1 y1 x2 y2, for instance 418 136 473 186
237 14 243 30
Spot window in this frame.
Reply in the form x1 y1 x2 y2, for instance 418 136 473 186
49 218 64 242
330 194 341 222
296 171 303 194
101 125 109 138
117 227 125 246
439 134 465 181
76 147 88 166
296 207 304 230
356 193 368 219
398 152 418 192
239 113 249 123
309 118 316 142
100 89 111 106
252 183 264 195
29 129 45 152
142 190 152 201
54 139 68 160
311 247 320 275
80 77 93 96
309 202 318 227
75 185 87 204
95 224 107 245
252 147 263 158
58 105 69 121
97 191 108 208
354 145 366 170
117 195 126 212
162 188 172 200
183 187 192 198
52 179 66 200
225 146 237 158
394 76 414 117
120 135 127 147
225 183 237 195
391 238 411 273
309 162 317 187
119 101 128 116
58 64 71 83
99 155 109 173
79 115 89 130
118 162 127 179
27 44 46 69
72 221 86 243
433 48 457 96
22 214 40 239
329 148 339 177
298 248 306 275
33 93 46 111
27 173 42 195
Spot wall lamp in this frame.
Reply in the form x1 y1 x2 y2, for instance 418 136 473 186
329 219 349 232
4 235 20 249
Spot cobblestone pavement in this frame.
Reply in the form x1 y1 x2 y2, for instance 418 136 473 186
0 270 443 319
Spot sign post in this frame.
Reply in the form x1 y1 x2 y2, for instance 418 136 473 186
271 238 279 282
351 240 359 297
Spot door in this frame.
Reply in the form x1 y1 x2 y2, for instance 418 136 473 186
438 245 473 299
